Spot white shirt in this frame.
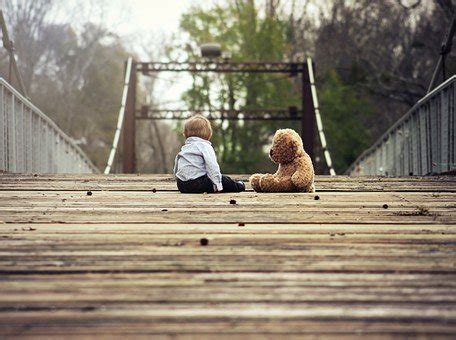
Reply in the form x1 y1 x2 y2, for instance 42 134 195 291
173 137 223 191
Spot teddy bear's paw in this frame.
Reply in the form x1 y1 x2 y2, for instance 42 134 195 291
309 182 316 193
249 174 263 192
299 183 315 193
259 174 278 192
291 172 312 191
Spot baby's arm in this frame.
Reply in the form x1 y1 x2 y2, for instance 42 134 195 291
260 174 295 192
200 144 223 192
172 155 179 177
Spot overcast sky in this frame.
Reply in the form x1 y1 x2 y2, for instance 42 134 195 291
102 0 212 46
116 0 201 36
94 0 310 109
93 0 213 105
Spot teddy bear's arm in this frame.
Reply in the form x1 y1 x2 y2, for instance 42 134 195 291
291 156 315 192
259 174 295 192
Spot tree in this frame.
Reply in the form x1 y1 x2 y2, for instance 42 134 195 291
2 0 55 92
135 35 182 174
1 0 132 169
310 0 455 122
288 0 455 171
319 70 373 172
179 0 301 173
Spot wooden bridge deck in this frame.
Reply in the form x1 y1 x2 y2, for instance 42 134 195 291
0 174 455 338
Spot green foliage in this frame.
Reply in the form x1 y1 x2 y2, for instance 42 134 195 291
319 70 373 172
179 1 300 173
177 0 450 174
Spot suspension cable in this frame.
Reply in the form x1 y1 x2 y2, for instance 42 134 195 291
0 8 28 98
306 57 336 176
104 57 133 174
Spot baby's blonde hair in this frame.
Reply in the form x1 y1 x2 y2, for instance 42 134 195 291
183 114 212 140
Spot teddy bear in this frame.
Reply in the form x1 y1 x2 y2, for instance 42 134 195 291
249 129 315 192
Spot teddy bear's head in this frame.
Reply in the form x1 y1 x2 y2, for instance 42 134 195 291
269 128 304 164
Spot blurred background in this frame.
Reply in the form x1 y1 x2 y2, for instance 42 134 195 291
1 0 454 174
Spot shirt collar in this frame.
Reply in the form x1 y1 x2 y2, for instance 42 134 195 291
185 136 212 145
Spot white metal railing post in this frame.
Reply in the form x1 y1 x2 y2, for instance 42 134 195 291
306 58 336 176
0 78 98 173
104 57 133 174
347 75 456 176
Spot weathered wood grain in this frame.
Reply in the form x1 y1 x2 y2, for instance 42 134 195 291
2 313 456 336
0 191 454 224
1 209 453 224
0 174 455 337
0 174 455 192
1 223 455 234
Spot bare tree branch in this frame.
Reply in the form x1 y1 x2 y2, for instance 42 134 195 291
434 0 454 20
396 0 422 10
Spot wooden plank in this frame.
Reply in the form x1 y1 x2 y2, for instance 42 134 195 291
3 174 454 180
0 182 453 192
1 182 452 225
0 174 455 337
1 243 455 259
2 230 456 244
1 191 455 205
1 303 456 319
0 191 454 224
1 306 456 336
2 319 456 336
1 288 456 305
1 272 454 283
1 174 455 192
1 272 454 284
2 173 454 183
1 209 453 224
0 258 454 274
2 223 454 234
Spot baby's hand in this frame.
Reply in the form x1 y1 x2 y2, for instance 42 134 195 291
213 184 223 193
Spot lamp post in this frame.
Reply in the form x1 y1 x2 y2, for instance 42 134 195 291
200 43 222 58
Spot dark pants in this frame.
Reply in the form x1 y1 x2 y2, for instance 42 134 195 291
177 175 245 193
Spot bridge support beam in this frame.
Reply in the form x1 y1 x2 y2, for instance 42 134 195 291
123 60 137 173
301 62 315 161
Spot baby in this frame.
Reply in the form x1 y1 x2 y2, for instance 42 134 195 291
173 115 245 193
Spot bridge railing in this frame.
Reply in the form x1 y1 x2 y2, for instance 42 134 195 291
347 75 455 176
0 78 98 173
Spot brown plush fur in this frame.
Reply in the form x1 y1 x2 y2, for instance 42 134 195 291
250 129 315 193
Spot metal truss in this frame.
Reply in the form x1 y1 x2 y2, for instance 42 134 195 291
137 62 305 74
119 58 317 173
136 108 301 121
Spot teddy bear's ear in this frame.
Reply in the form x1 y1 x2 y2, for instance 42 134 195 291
295 142 304 156
289 129 304 156
281 135 299 161
288 138 298 154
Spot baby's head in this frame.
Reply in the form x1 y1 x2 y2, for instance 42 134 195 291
183 114 212 140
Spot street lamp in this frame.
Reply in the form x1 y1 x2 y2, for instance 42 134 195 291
200 43 222 58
